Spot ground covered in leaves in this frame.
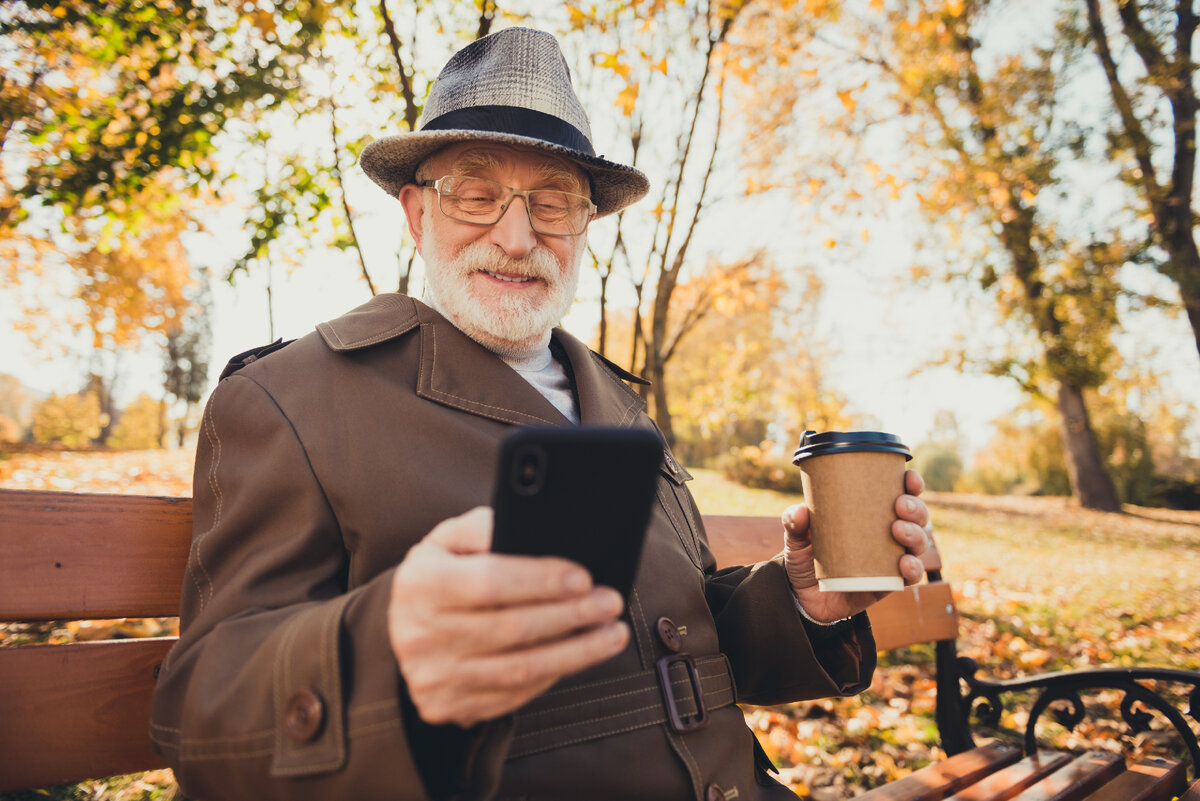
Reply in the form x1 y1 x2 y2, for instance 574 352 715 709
2 451 1198 800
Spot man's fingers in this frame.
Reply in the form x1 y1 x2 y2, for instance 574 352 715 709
423 506 494 554
407 621 631 727
900 554 925 585
458 620 630 693
895 494 931 530
436 587 624 653
905 469 926 496
892 518 930 555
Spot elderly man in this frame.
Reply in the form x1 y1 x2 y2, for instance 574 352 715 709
150 27 932 801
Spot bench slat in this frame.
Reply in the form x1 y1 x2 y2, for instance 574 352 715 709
702 515 958 651
1179 779 1200 801
702 514 944 573
1075 758 1187 801
856 742 1023 800
1006 752 1124 801
945 750 1072 800
0 489 192 620
0 638 174 792
868 581 959 651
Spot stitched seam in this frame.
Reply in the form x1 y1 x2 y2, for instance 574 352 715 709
332 324 414 350
523 673 730 718
273 612 302 764
629 587 655 670
191 396 222 611
676 733 703 796
521 686 658 717
423 323 558 424
590 350 647 404
533 655 728 700
512 719 660 758
530 676 734 719
346 717 403 738
319 322 347 350
656 483 702 568
513 702 663 740
320 599 344 756
238 374 346 545
182 744 276 761
175 730 275 747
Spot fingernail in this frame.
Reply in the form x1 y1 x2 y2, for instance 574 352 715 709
904 498 916 514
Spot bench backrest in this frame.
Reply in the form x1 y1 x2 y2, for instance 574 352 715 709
0 489 958 792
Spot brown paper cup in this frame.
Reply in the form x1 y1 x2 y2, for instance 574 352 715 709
797 449 907 592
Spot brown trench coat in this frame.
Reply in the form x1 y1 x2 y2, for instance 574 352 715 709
149 293 877 801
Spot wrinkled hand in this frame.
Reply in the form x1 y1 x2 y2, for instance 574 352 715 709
387 507 630 728
783 469 932 624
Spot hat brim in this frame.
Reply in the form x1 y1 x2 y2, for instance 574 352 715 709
359 130 650 218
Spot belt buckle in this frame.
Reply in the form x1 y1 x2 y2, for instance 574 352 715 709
655 652 709 733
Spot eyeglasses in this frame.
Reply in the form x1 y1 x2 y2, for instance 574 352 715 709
419 175 596 237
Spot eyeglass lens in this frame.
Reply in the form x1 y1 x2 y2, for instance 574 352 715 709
435 176 592 236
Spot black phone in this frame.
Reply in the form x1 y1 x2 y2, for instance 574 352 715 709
490 426 663 600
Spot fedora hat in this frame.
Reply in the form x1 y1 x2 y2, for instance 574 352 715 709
359 27 649 218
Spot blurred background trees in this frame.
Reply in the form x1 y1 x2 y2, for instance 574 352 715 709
1 0 1196 509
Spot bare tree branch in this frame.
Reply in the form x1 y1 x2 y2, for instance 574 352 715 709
378 0 419 130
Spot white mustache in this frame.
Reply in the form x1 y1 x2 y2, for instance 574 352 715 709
457 241 559 283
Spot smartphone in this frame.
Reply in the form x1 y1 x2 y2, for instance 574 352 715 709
491 426 663 599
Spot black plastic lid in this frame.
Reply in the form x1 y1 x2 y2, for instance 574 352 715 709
792 430 912 464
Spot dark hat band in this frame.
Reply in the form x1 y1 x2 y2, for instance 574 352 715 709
420 105 596 158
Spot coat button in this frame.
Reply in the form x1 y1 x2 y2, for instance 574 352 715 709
284 687 325 743
656 616 682 652
706 783 726 801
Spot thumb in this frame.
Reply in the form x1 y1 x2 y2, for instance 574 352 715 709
782 503 812 546
424 506 493 554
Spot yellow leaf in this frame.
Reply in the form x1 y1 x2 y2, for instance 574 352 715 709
947 0 966 16
837 87 858 112
823 238 837 249
655 57 668 76
616 83 639 116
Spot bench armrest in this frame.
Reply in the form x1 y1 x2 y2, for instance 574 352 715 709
945 659 1200 781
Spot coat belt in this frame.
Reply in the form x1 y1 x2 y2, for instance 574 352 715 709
509 653 736 759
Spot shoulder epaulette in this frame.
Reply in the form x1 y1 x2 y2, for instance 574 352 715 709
219 338 295 380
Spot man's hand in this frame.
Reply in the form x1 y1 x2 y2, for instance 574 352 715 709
387 507 630 728
783 469 932 624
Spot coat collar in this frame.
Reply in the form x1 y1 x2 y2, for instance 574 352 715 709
317 293 648 428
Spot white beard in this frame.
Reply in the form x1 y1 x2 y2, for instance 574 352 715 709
422 217 581 357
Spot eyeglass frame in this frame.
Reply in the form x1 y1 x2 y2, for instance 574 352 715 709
418 175 597 237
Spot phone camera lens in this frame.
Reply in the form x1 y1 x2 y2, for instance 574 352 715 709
512 446 546 495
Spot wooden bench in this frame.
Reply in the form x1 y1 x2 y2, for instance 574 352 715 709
2 489 1198 799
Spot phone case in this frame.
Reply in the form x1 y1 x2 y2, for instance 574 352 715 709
491 426 663 599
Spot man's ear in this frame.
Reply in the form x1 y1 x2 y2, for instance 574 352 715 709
398 184 427 255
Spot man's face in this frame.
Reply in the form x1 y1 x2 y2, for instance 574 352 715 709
399 142 591 356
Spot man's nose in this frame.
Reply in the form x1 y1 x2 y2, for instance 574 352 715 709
488 196 538 258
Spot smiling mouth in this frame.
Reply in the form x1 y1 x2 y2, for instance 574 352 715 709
483 270 538 284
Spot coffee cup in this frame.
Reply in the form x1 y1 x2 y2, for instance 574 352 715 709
792 430 912 592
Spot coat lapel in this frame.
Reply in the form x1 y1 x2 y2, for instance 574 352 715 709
317 293 571 427
552 330 648 427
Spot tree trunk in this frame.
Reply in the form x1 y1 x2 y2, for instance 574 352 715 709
1161 222 1200 362
1055 379 1121 511
642 349 674 445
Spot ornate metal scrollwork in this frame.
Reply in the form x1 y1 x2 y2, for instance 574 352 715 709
951 665 1200 780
